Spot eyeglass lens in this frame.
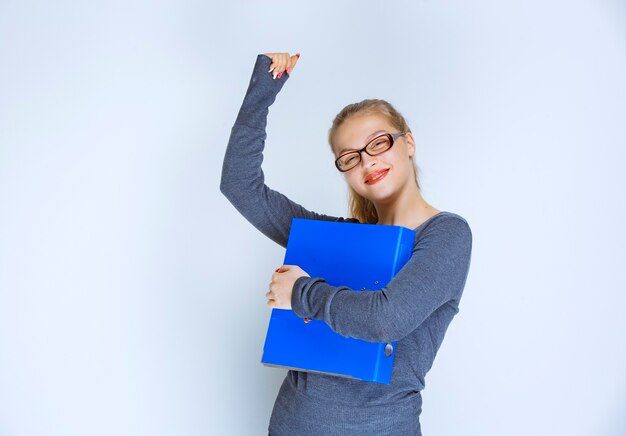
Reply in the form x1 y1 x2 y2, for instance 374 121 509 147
337 135 392 171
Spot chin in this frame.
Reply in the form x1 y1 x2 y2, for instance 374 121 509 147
360 188 396 204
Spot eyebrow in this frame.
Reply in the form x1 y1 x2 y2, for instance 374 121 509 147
337 130 387 155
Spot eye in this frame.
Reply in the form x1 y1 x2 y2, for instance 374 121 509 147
368 137 390 152
343 154 359 166
338 153 359 169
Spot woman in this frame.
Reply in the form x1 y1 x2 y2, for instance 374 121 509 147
220 52 472 436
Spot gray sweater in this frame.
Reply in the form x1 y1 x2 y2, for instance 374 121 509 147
220 54 473 436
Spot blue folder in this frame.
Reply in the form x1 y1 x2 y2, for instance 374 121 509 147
261 218 416 384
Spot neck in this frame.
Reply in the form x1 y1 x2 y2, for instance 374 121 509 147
374 183 439 229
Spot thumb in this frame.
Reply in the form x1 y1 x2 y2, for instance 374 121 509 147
287 53 301 74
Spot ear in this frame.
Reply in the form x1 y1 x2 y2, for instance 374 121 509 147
405 132 416 158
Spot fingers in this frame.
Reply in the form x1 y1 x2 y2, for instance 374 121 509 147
275 264 296 272
264 52 301 79
266 270 284 306
266 265 299 308
271 53 287 79
266 287 280 307
286 53 300 76
264 52 282 78
266 270 279 306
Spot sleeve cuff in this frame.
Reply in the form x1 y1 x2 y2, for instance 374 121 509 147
291 276 325 319
292 276 349 325
233 54 290 128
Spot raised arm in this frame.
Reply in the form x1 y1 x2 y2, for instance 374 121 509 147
220 53 355 248
290 214 473 343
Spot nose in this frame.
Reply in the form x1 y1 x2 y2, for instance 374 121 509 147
360 151 377 168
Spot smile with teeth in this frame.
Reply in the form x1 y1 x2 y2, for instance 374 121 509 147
365 169 389 185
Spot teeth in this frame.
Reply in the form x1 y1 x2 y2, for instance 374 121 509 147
371 171 385 181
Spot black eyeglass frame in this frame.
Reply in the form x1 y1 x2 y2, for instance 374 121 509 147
334 131 409 172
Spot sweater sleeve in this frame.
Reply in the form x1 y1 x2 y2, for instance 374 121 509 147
220 54 355 248
291 214 473 343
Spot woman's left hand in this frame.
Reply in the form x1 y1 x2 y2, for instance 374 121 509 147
266 265 310 309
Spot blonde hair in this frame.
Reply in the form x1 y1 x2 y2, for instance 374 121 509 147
328 99 420 224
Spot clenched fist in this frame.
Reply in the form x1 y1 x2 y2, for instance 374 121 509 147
266 264 310 309
264 52 300 80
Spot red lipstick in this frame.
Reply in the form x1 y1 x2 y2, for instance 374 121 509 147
364 169 389 185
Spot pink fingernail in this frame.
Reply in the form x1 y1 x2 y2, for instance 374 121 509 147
277 72 282 79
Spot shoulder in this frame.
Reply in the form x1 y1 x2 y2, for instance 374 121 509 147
421 211 471 232
414 211 472 251
334 216 361 224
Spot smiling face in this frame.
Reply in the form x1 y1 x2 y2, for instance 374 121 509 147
332 113 416 205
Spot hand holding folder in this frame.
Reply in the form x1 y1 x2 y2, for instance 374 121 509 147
266 265 310 310
261 218 416 384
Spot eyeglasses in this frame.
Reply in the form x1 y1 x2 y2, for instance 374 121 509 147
334 131 408 172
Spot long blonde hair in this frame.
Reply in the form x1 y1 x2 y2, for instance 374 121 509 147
328 99 420 224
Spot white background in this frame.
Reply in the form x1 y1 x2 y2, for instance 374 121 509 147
1 1 625 435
